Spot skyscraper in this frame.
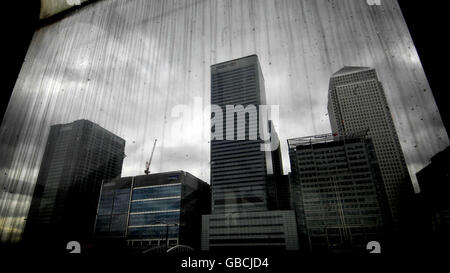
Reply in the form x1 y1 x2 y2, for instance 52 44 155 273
288 132 391 252
23 119 125 250
202 55 298 251
210 55 272 213
328 67 413 227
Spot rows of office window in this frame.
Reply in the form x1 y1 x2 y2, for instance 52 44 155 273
298 148 365 157
212 66 255 80
332 70 377 86
209 224 284 229
212 204 268 212
212 179 265 188
296 157 344 164
298 157 368 166
211 82 257 95
338 96 383 111
302 191 377 199
211 144 265 154
309 226 384 235
95 212 180 236
298 168 371 175
95 214 127 236
302 202 380 209
209 232 285 237
298 162 369 171
338 82 381 99
211 172 266 181
307 217 381 226
98 186 181 216
343 118 390 133
131 197 180 213
300 173 372 180
209 238 286 245
299 175 373 183
211 147 265 157
212 94 258 105
212 183 265 191
127 239 178 248
208 218 289 227
308 236 381 249
302 185 376 193
211 78 257 90
211 149 264 158
98 188 130 215
132 184 181 201
376 148 401 161
211 73 256 84
209 215 283 222
339 111 387 125
128 211 180 226
211 160 264 170
379 166 404 176
211 167 266 177
305 209 381 218
302 198 378 205
298 150 367 157
127 225 179 239
212 167 266 177
214 196 264 205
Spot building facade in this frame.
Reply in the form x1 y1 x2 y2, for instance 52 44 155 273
288 132 391 252
328 66 413 227
94 171 210 251
203 55 298 251
23 119 125 249
202 210 298 251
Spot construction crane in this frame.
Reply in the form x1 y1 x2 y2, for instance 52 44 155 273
144 139 157 175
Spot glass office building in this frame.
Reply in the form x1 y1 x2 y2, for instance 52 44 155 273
288 132 391 252
94 171 210 251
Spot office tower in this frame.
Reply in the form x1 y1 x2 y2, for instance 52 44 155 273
288 132 391 252
210 55 272 213
202 55 299 251
328 67 413 227
23 119 125 249
94 171 210 251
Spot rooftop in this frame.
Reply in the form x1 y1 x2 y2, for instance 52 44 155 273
287 130 369 149
332 66 372 77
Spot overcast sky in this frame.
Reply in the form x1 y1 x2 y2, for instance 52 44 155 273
0 0 448 241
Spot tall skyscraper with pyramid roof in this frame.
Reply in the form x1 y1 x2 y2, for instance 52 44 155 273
328 66 413 228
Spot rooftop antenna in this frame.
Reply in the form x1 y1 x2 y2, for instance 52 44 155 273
144 139 157 175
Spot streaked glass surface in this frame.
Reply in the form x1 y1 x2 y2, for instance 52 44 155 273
0 0 448 243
